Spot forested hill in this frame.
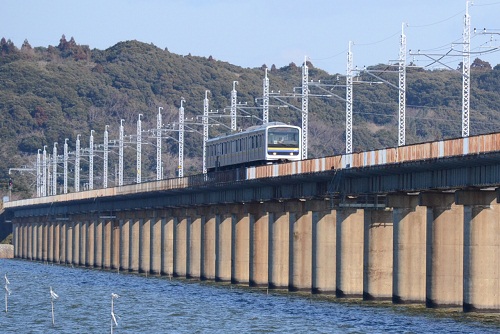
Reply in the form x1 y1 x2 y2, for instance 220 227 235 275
1 36 499 198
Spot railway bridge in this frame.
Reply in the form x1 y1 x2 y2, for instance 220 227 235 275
3 132 500 312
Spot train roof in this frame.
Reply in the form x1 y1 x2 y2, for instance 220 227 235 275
207 122 299 142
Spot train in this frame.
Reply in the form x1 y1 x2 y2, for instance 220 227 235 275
206 122 302 171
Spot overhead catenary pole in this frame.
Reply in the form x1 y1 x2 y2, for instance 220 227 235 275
137 114 142 184
398 23 407 146
89 130 94 190
262 68 269 124
119 119 124 186
178 99 185 178
301 56 309 160
75 135 80 192
47 153 51 195
346 42 353 154
156 107 162 180
52 142 57 195
203 90 209 174
63 139 68 194
42 146 47 196
36 149 41 197
462 0 471 138
103 125 109 188
231 81 238 132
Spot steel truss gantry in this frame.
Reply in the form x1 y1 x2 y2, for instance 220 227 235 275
462 1 471 138
346 42 353 154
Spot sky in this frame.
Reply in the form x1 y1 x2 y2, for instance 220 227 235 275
2 0 500 74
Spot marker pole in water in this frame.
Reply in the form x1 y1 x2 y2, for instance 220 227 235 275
4 274 10 313
111 293 119 334
49 287 58 326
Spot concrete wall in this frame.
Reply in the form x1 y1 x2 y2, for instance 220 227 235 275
10 194 500 312
0 244 13 258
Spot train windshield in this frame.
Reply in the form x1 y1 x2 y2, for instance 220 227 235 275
267 127 300 147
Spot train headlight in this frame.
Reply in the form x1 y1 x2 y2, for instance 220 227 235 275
273 152 276 155
290 152 293 155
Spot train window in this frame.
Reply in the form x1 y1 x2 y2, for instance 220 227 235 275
267 127 300 147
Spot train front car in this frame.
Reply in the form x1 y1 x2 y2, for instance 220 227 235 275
265 124 301 162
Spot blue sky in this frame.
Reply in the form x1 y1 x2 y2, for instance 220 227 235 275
3 0 500 74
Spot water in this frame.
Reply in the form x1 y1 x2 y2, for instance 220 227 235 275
0 259 499 333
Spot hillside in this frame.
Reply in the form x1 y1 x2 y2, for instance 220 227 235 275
1 36 499 199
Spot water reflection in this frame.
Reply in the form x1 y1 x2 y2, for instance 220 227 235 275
0 259 498 333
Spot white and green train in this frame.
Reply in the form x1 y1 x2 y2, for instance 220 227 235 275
206 122 302 171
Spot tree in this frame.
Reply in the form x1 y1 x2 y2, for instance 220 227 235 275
471 58 492 72
0 37 18 55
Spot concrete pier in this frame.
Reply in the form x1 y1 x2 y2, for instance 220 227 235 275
312 207 336 294
336 208 364 297
163 215 174 276
269 210 290 289
120 218 130 271
290 207 312 291
421 193 463 308
249 209 268 287
216 214 232 281
363 210 393 300
457 190 500 312
151 215 162 274
188 214 201 278
233 211 250 284
389 195 427 303
8 194 500 312
139 216 150 273
201 213 215 280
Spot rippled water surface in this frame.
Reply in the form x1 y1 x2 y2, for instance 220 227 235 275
0 259 499 333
